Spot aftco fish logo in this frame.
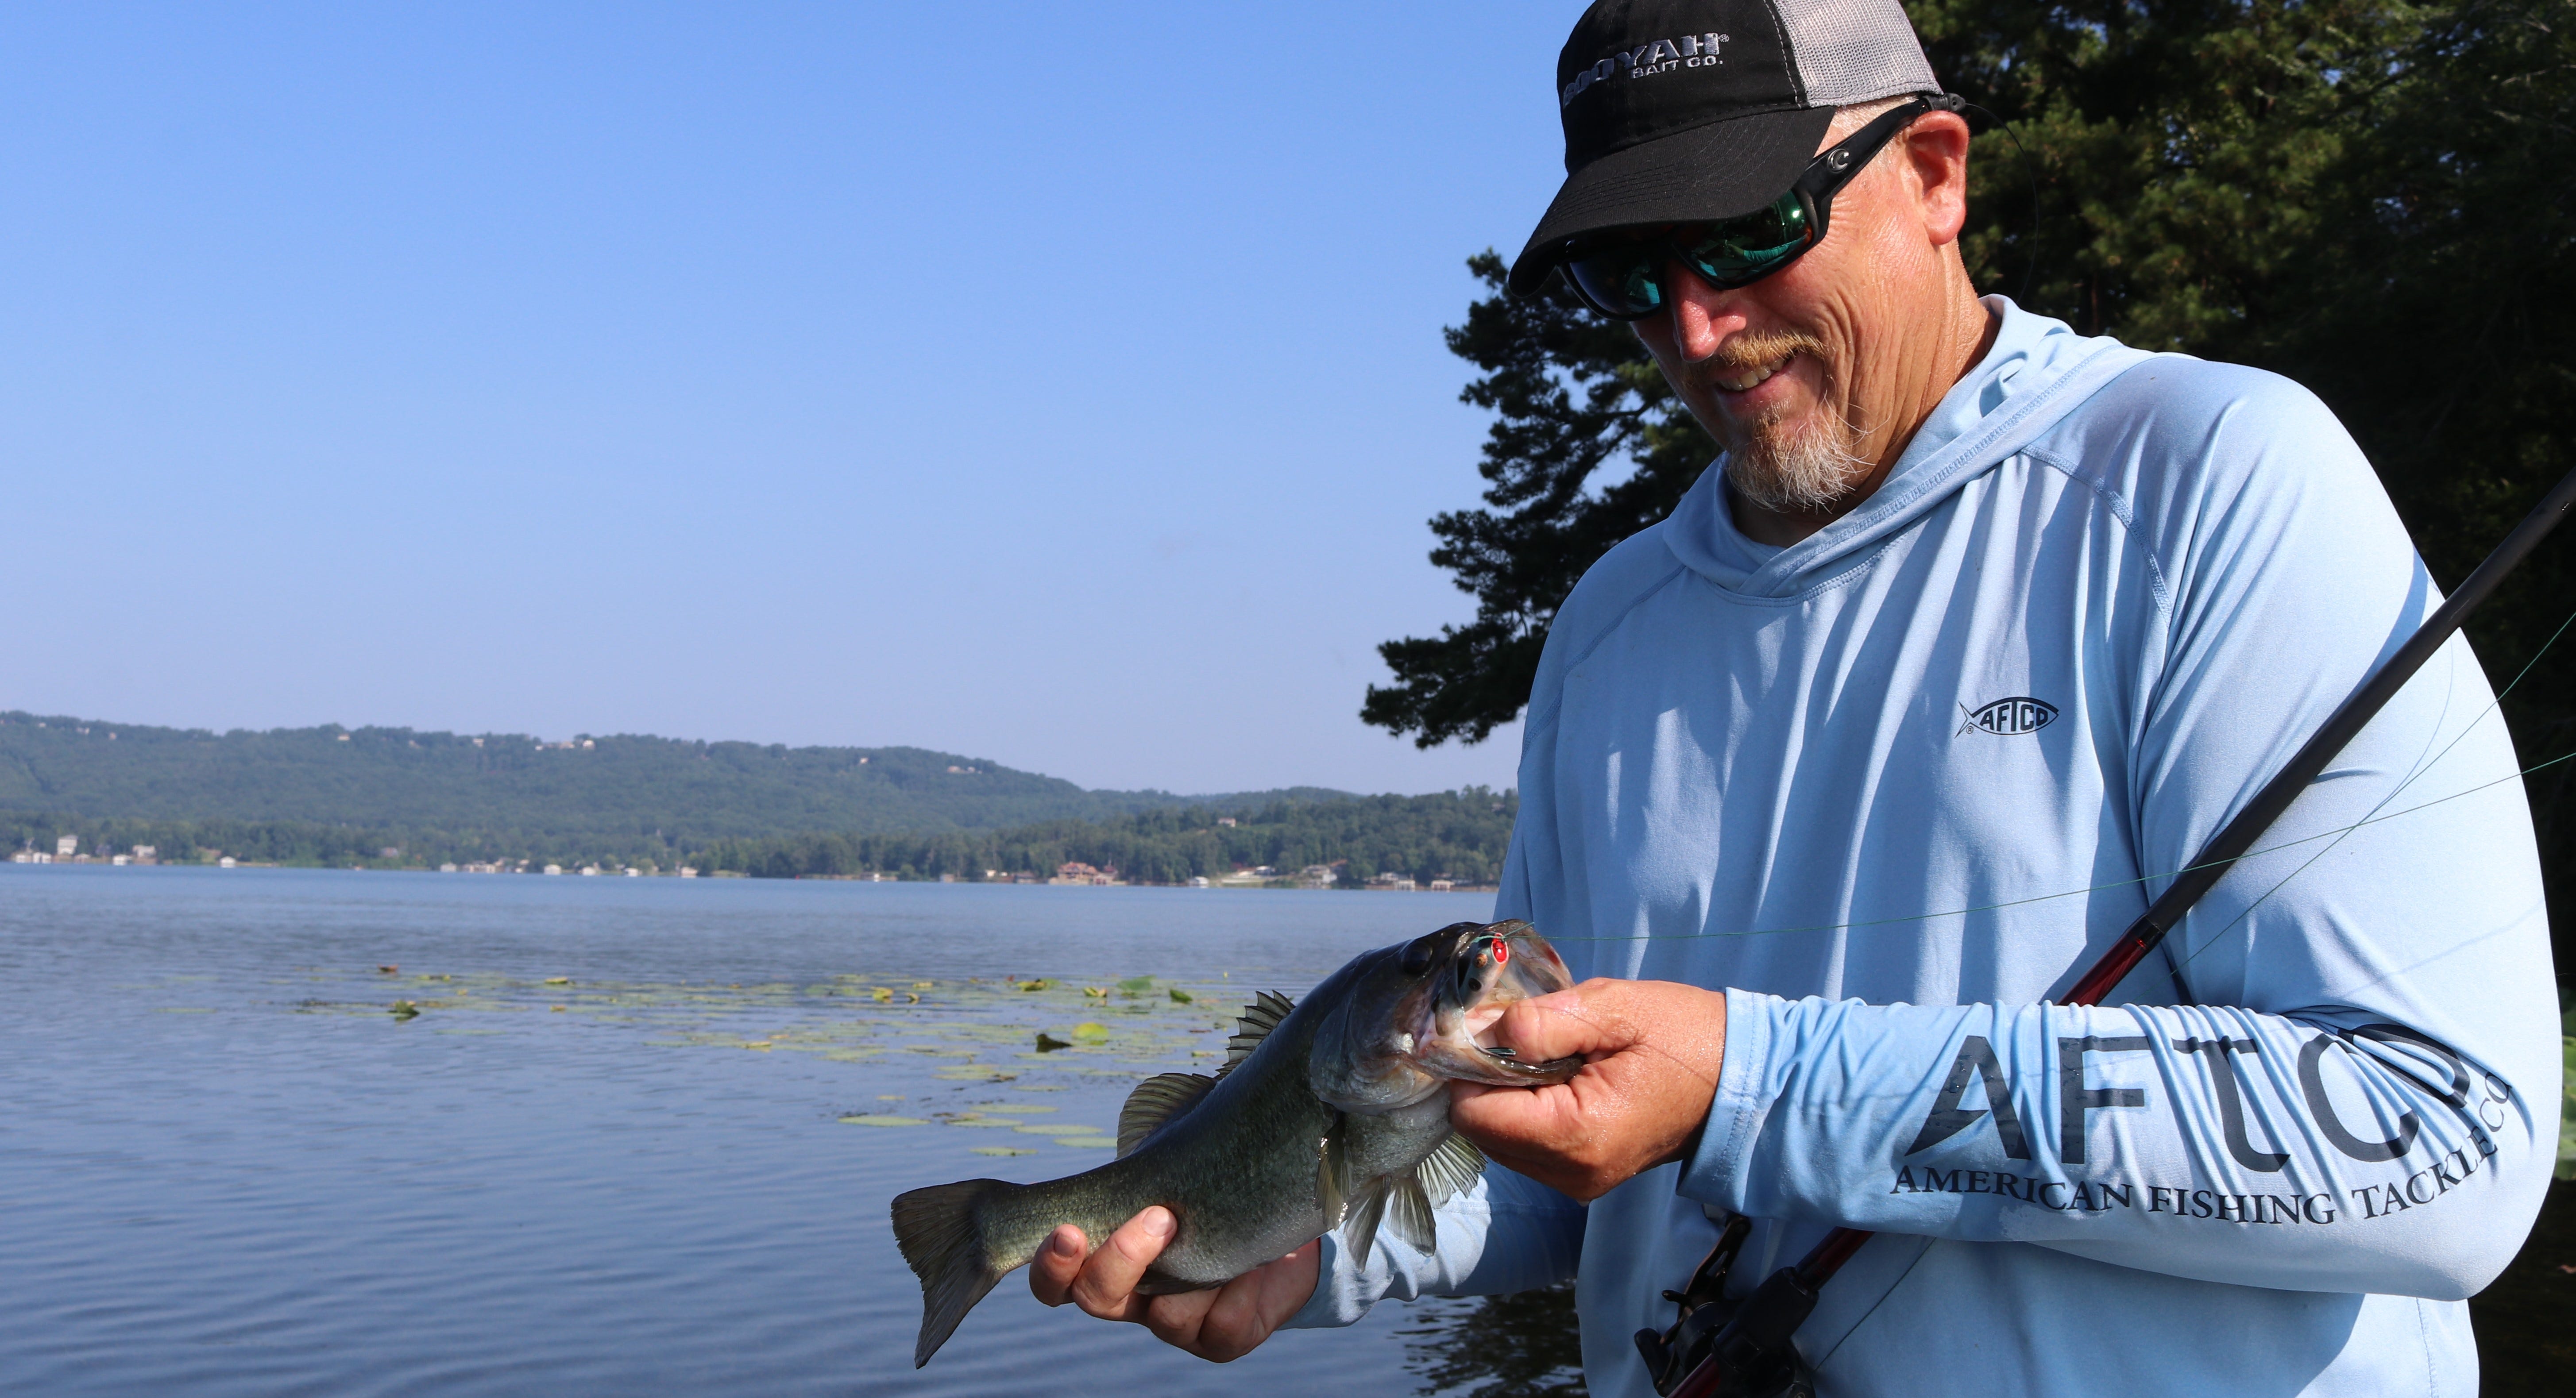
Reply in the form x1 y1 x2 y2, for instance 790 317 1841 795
1959 697 2058 736
1561 33 1730 107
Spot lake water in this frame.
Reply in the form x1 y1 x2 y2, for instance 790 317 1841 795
0 866 1513 1397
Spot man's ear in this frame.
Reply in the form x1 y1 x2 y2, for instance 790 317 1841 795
1903 111 1974 249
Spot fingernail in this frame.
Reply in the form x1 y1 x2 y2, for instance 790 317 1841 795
1142 1208 1175 1239
1049 1229 1081 1258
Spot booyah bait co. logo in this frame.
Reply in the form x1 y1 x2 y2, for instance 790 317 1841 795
1560 33 1730 107
1959 697 2058 736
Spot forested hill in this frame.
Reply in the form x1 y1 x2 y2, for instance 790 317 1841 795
0 711 1343 849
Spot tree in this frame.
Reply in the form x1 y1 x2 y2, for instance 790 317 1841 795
1358 251 1718 747
1365 0 2573 967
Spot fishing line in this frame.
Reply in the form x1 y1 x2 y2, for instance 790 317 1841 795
1540 596 2576 950
2166 602 2576 978
1543 745 2572 947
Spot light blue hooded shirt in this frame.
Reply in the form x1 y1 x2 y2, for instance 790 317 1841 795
1286 299 2558 1396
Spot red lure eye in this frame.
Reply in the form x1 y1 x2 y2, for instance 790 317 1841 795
1490 938 1509 966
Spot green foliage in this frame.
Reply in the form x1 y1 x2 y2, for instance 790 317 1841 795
1367 0 2575 972
1360 251 1718 747
695 789 1518 886
0 711 1345 866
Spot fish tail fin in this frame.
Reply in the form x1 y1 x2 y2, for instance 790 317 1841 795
890 1178 1020 1367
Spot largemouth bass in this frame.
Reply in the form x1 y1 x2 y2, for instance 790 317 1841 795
890 919 1579 1366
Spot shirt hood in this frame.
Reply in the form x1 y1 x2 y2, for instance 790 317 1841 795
1662 297 2155 597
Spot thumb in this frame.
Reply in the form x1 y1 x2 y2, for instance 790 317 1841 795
1483 982 1630 1063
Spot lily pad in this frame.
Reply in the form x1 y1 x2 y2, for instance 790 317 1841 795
840 1114 930 1127
1168 988 1195 1003
1056 1136 1120 1149
1070 1022 1111 1043
970 1146 1038 1157
1117 977 1155 993
946 1118 1022 1128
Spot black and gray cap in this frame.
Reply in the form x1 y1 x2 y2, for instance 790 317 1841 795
1506 0 1941 294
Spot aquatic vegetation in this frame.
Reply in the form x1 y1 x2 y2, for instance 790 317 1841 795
278 954 1273 1173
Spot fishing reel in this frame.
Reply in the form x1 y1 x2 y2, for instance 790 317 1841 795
1634 1213 1819 1398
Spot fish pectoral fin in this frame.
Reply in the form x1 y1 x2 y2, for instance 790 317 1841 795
1340 1178 1391 1271
1384 1172 1437 1255
1416 1132 1486 1205
1315 1113 1353 1227
1117 1072 1218 1156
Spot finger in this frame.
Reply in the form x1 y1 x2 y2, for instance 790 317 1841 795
1190 1268 1272 1361
1484 982 1632 1062
1163 1240 1317 1363
1140 1284 1220 1354
1030 1225 1089 1306
1449 1074 1586 1142
1066 1206 1176 1320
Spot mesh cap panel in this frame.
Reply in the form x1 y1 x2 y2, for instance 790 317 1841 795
1776 0 1938 105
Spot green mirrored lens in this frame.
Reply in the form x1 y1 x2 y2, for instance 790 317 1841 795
1561 192 1816 319
1678 194 1811 287
1566 247 1665 318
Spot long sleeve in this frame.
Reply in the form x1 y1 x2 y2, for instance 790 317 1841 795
1688 986 2551 1298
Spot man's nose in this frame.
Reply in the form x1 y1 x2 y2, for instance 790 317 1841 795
1664 261 1745 362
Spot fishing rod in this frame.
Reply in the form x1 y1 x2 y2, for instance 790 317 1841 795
1644 461 2576 1398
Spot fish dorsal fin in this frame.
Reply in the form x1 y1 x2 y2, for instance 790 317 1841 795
1117 1072 1217 1156
1415 1132 1487 1205
1220 991 1296 1075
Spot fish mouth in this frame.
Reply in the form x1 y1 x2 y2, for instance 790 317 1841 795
1411 921 1581 1086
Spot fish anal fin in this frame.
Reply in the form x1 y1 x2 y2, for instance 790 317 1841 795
1384 1173 1437 1254
1340 1178 1390 1271
1221 990 1296 1075
1117 1072 1217 1156
1416 1132 1486 1205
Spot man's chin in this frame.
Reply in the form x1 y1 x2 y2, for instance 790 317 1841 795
1729 422 1867 516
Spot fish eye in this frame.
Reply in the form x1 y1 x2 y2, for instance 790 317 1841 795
1400 933 1442 976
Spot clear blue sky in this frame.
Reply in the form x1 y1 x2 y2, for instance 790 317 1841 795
0 3 1592 796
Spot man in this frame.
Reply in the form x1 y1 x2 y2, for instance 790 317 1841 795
1031 1 2560 1392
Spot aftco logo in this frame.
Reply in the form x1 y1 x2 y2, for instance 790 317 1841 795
1959 697 2058 736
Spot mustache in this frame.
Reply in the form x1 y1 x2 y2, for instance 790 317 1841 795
1707 331 1829 374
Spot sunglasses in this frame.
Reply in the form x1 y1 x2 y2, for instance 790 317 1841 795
1558 94 1953 320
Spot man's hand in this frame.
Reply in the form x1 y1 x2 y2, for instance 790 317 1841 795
1029 1207 1319 1363
1450 978 1728 1201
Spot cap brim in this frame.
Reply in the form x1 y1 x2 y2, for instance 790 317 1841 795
1506 106 1836 295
